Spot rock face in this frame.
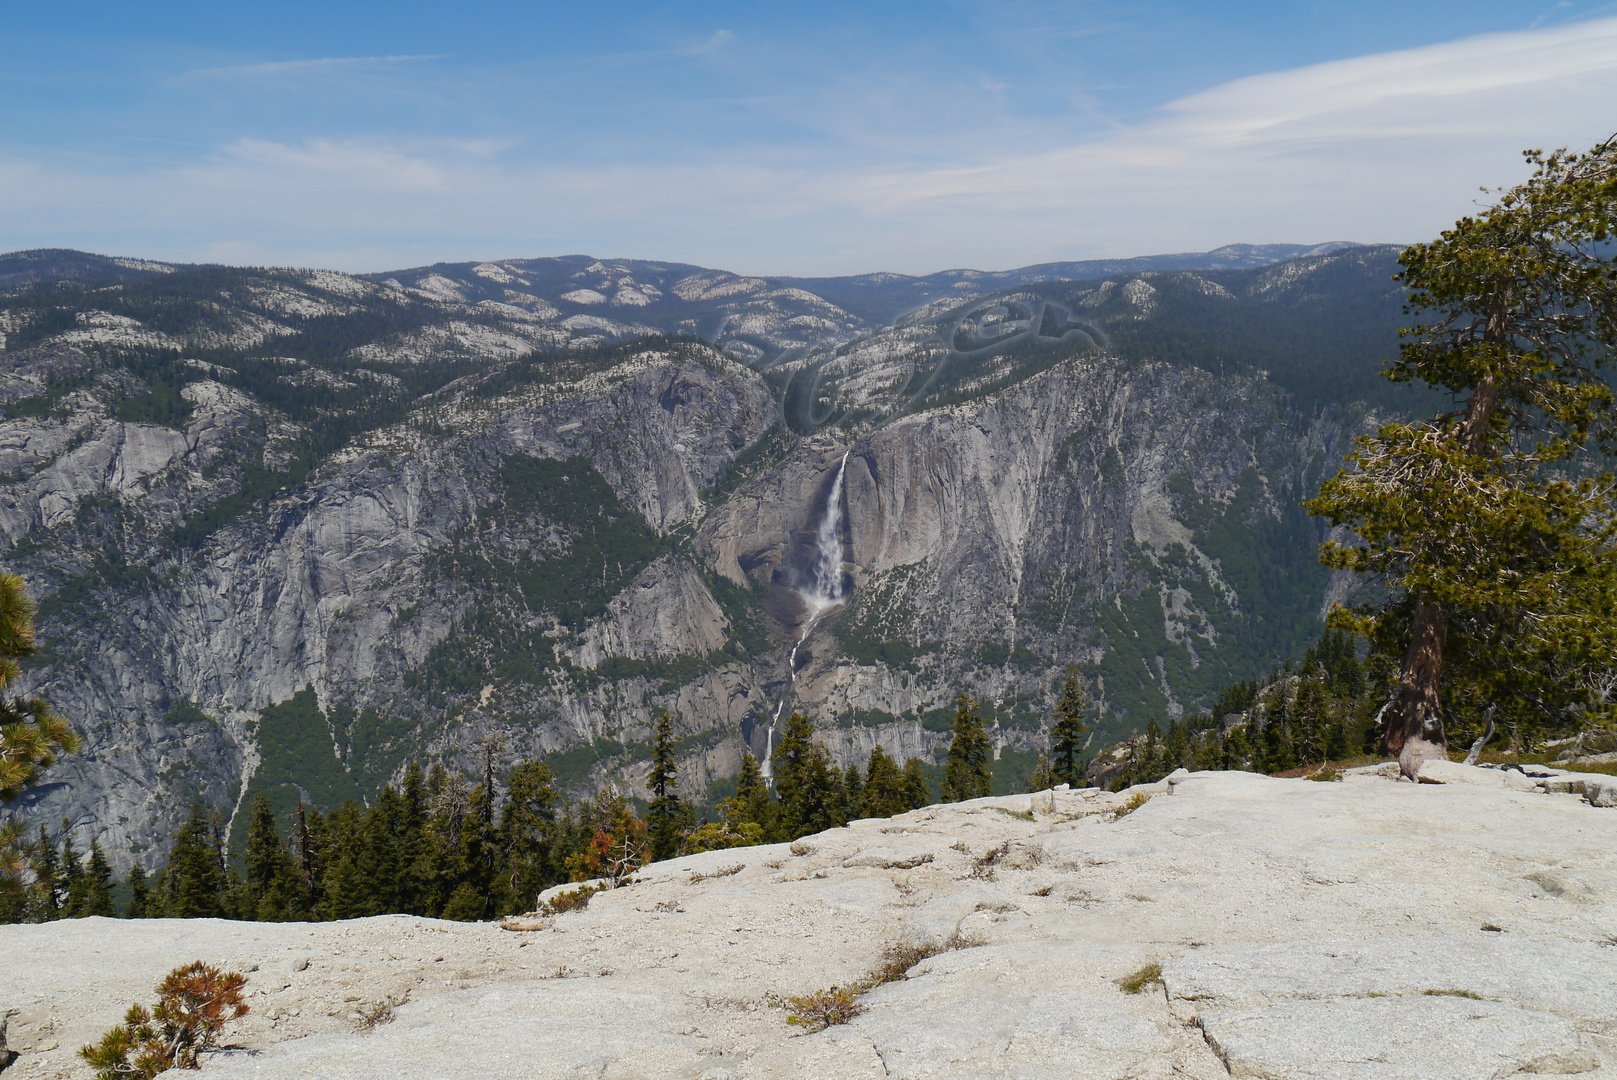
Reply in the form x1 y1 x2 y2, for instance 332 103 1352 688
0 247 1406 865
4 771 1617 1080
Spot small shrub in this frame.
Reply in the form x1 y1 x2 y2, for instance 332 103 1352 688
778 933 979 1033
1423 988 1483 999
688 863 746 885
1118 962 1163 995
1113 793 1150 818
1308 768 1343 782
357 991 409 1031
971 841 1011 879
81 962 249 1078
541 883 608 915
869 938 954 986
682 821 764 855
994 807 1035 822
784 986 865 1032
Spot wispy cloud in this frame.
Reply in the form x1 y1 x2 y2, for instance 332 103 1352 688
6 17 1617 275
182 55 445 80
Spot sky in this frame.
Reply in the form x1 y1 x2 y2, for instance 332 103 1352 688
3 1 1616 276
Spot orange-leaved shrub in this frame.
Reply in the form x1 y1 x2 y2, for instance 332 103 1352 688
80 961 248 1078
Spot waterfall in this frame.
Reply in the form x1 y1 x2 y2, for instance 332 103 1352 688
761 451 851 782
806 451 851 613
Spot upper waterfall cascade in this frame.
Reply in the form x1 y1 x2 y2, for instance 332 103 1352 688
761 451 852 781
806 451 851 614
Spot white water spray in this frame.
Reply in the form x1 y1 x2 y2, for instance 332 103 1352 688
761 452 850 781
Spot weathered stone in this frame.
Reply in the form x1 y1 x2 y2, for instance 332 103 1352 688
1415 759 1508 787
1199 997 1596 1080
1162 936 1617 1033
8 774 1617 1080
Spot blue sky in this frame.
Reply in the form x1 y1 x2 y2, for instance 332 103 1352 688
4 1 1616 274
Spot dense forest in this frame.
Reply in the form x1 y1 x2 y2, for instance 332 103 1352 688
0 626 1467 926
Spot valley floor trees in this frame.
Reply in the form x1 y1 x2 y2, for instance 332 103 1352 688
5 707 945 924
1308 135 1617 777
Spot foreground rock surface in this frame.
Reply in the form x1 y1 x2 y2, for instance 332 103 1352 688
6 770 1617 1079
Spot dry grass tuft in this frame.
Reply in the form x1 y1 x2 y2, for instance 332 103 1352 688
1117 962 1162 994
356 991 409 1031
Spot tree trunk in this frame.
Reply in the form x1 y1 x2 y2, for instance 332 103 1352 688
1386 299 1509 780
1388 598 1450 779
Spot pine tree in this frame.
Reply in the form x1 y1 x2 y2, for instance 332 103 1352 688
500 759 559 914
26 826 60 921
243 794 304 921
842 762 864 821
861 746 906 818
417 772 467 918
1027 754 1054 794
125 864 152 918
783 744 845 839
1307 136 1617 775
565 789 647 886
361 786 407 916
1049 668 1089 787
321 801 372 921
1222 723 1252 772
58 824 85 915
646 711 684 862
71 839 117 917
0 573 77 905
900 758 933 810
943 692 993 802
770 712 817 841
296 804 325 919
458 783 499 920
397 764 429 915
1259 690 1297 774
165 803 225 919
729 753 775 835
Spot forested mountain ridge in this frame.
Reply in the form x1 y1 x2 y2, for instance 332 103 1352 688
0 244 1405 866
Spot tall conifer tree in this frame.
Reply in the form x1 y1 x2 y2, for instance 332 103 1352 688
1308 135 1617 775
1049 668 1089 787
646 711 684 862
943 693 993 802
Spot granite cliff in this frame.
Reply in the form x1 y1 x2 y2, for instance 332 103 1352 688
0 245 1407 864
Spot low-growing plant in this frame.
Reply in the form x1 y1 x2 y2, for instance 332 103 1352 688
541 882 608 914
681 821 764 855
971 841 1011 879
1423 988 1483 999
688 863 745 885
783 986 865 1032
1308 768 1343 782
1117 962 1162 995
80 961 249 1078
356 991 409 1031
869 937 957 987
780 932 980 1033
1113 793 1150 819
994 807 1036 822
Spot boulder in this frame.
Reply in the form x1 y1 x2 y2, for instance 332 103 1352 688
1415 760 1508 787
